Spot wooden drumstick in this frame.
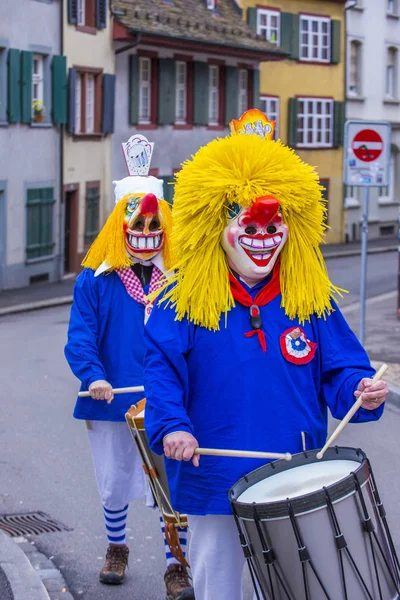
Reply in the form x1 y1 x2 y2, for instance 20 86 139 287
316 364 388 460
78 385 144 397
194 448 292 461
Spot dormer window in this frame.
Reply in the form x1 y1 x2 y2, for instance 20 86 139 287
207 0 216 10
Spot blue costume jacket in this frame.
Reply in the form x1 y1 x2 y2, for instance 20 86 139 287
65 269 146 421
144 279 383 515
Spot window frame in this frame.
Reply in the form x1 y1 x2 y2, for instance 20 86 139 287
77 0 85 25
385 46 398 100
256 8 280 46
207 0 215 9
84 181 100 246
299 14 331 64
238 68 248 116
32 53 45 116
73 66 102 136
387 0 399 16
175 61 187 125
208 64 220 126
347 38 362 98
260 95 280 140
297 97 334 149
138 56 152 125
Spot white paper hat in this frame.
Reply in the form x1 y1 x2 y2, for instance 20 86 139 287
113 176 164 204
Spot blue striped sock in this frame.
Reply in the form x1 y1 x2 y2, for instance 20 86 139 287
103 505 128 545
159 515 188 567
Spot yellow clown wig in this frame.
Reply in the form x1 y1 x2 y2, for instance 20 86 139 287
81 193 174 272
156 133 344 331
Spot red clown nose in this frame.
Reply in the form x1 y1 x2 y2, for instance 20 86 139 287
139 193 159 215
250 196 280 227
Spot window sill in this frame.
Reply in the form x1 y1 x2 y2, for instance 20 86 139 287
387 12 400 19
344 197 361 209
72 133 103 141
136 123 157 130
207 124 225 131
347 95 365 102
297 59 331 66
383 98 400 105
76 24 97 35
296 145 334 150
30 121 53 128
26 253 56 265
378 196 399 205
351 5 365 11
0 121 8 127
173 124 193 130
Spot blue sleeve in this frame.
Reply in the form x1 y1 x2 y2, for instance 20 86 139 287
64 270 107 389
144 301 195 455
316 303 384 423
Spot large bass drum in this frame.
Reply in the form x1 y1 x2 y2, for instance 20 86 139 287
229 447 400 600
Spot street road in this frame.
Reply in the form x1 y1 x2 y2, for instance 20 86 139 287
0 251 398 599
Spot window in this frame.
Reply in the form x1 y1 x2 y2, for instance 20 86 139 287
139 57 151 125
73 69 102 134
75 73 82 132
386 47 398 99
238 69 248 116
387 0 398 15
208 65 219 126
86 74 95 133
300 15 331 63
297 98 333 148
26 187 55 259
175 62 187 125
77 0 85 25
260 96 279 139
348 40 362 97
84 184 100 245
257 9 280 46
32 54 44 113
207 0 215 9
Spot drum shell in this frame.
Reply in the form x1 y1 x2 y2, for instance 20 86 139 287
230 448 399 600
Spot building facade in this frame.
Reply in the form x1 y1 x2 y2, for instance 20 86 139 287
111 0 284 198
243 0 346 243
345 0 399 241
0 0 66 290
63 0 115 274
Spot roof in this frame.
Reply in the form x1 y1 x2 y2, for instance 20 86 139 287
112 0 286 60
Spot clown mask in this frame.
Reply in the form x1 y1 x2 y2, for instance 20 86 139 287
124 193 164 263
221 196 288 283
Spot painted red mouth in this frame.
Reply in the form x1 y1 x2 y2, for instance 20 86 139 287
239 233 283 267
125 231 164 254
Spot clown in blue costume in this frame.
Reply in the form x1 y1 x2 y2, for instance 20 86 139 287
143 111 389 600
64 136 194 599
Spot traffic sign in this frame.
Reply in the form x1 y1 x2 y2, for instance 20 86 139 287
344 120 391 187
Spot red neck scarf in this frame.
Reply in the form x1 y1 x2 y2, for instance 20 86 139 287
228 262 281 352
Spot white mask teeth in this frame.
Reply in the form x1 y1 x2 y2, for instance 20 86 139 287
128 233 163 251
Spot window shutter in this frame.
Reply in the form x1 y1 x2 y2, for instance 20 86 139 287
288 98 298 147
291 14 300 60
252 69 260 110
7 49 21 123
68 67 76 133
52 55 67 125
129 54 139 125
333 101 345 147
280 13 299 59
21 51 32 124
225 66 239 126
161 175 175 205
331 20 341 65
247 7 257 31
158 58 175 126
96 0 107 29
68 0 78 24
102 74 115 134
193 61 208 126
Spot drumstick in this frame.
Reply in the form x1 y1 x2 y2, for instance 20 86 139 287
194 448 292 461
316 364 388 460
78 385 144 397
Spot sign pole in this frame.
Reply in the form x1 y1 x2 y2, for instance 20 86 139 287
359 186 369 345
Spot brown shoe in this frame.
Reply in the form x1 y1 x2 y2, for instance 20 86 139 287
99 544 129 585
164 564 195 599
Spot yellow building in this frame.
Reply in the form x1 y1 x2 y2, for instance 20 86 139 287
242 0 346 243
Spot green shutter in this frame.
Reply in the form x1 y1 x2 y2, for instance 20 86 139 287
26 188 55 259
252 69 260 110
247 7 257 31
52 55 67 125
333 101 345 147
161 175 175 205
225 66 239 126
7 48 21 123
158 58 175 126
280 13 299 59
288 98 298 147
331 20 341 65
193 61 208 126
85 187 100 245
21 51 33 123
129 54 139 125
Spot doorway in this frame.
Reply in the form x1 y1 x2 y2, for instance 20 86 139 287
63 185 79 274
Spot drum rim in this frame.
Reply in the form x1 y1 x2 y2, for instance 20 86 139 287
229 447 369 519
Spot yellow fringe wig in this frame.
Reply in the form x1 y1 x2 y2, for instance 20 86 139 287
81 193 174 272
156 133 344 330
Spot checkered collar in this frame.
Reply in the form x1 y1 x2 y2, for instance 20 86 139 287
116 264 164 306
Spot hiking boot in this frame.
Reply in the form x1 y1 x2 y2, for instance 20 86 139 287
99 544 129 585
164 564 195 599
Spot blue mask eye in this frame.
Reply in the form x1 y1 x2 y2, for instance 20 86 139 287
227 202 241 219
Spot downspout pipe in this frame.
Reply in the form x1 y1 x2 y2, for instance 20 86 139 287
58 0 65 280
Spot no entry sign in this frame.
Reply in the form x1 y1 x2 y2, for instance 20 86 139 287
344 121 391 186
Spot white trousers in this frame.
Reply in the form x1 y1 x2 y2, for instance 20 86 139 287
188 515 258 600
87 420 149 511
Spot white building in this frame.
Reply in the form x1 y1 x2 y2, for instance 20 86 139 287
345 0 399 241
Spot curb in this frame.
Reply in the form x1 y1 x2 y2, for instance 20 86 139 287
0 531 50 600
0 295 73 317
323 245 397 260
387 383 400 408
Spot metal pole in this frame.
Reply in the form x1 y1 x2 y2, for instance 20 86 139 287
359 186 369 345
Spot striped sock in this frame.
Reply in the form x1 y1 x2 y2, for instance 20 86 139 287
103 504 128 545
159 515 188 567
